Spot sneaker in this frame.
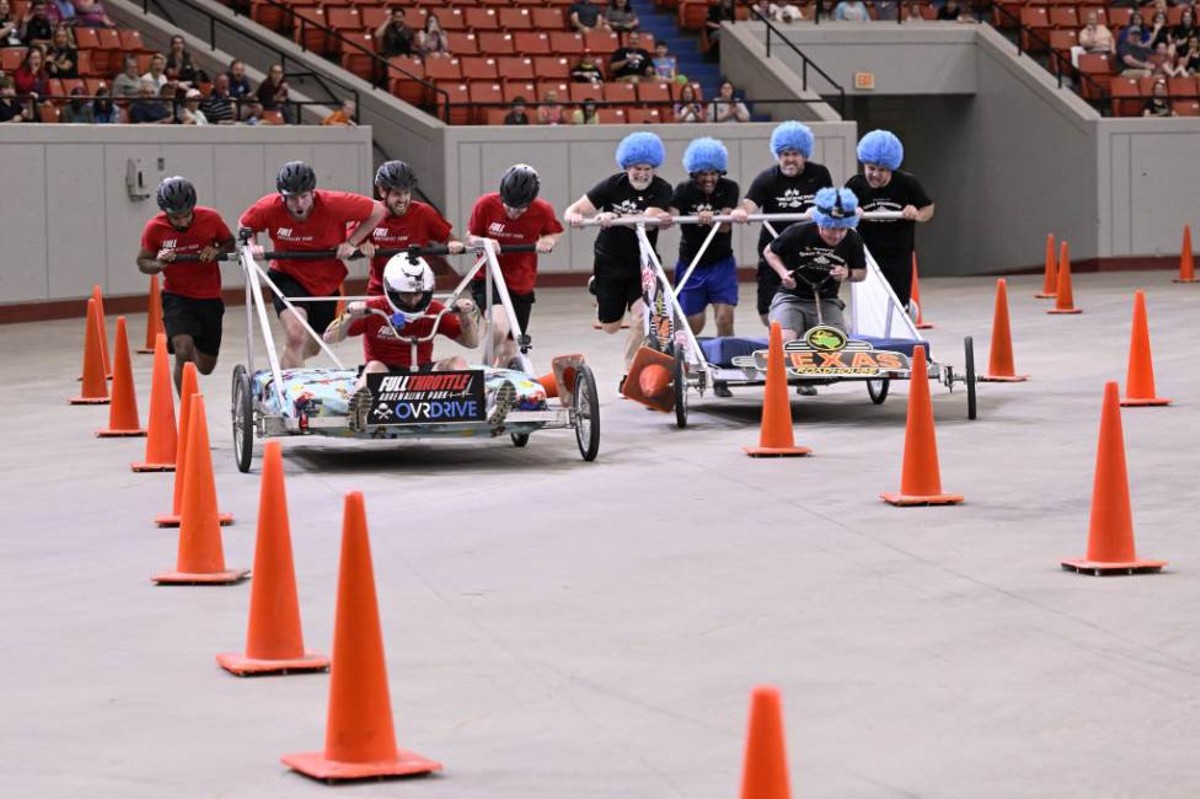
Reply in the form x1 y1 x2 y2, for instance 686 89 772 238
488 380 517 433
587 275 597 296
796 384 818 396
713 382 733 398
348 387 373 432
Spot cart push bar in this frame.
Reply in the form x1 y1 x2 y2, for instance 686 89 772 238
572 210 905 227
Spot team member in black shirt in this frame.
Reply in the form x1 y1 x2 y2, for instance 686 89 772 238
844 129 934 311
731 121 834 326
763 187 866 341
564 131 673 370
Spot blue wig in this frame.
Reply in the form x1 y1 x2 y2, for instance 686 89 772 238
769 121 814 159
810 187 859 229
616 131 665 169
682 137 728 174
857 129 903 170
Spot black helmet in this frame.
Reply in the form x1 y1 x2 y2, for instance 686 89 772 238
156 176 196 215
276 161 316 196
499 164 540 208
375 160 417 193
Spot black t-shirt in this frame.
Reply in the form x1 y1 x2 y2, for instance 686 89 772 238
570 1 600 26
745 162 834 258
670 177 740 267
768 222 866 300
844 170 932 260
0 97 21 123
571 63 604 83
610 47 652 79
586 172 673 269
504 110 529 124
1143 97 1171 117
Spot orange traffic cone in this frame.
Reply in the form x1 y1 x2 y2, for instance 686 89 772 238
152 395 248 585
622 346 676 412
881 346 963 505
96 318 146 437
92 284 113 378
538 371 558 399
981 279 1028 382
1048 240 1082 314
69 298 111 405
1036 233 1057 298
217 441 329 675
1062 382 1166 575
745 322 811 457
137 274 165 354
334 281 347 318
132 334 178 471
282 492 442 781
1120 291 1171 407
739 686 792 799
156 370 233 527
1174 225 1195 283
911 253 933 329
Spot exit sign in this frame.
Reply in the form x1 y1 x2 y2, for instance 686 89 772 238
854 72 876 90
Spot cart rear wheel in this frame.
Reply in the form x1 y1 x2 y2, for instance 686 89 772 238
866 378 890 405
573 364 600 462
231 365 254 473
964 336 978 420
673 347 688 429
511 432 530 448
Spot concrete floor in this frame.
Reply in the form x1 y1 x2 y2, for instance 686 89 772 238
2 272 1198 799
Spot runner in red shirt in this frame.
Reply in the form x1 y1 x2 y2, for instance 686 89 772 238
366 160 464 295
466 164 564 367
136 176 235 391
238 161 387 368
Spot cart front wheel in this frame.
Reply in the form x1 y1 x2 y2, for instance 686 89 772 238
964 336 978 421
673 348 688 429
867 378 890 405
573 364 600 462
231 365 255 473
511 432 530 448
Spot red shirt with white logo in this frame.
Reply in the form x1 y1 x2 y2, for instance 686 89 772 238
140 207 233 300
467 193 563 294
346 297 464 369
366 202 455 295
238 190 377 298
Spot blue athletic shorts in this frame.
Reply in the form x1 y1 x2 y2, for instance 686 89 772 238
674 255 739 317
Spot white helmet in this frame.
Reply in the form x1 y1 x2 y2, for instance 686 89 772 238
382 253 434 314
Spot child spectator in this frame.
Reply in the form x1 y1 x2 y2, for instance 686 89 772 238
321 98 356 126
504 96 530 124
415 13 449 57
375 7 414 57
1142 78 1174 116
609 31 655 82
652 41 677 80
569 0 610 33
537 88 567 124
165 35 198 85
91 83 120 122
45 24 77 79
833 0 870 21
13 45 46 97
706 79 750 122
605 0 639 34
674 83 703 122
112 54 141 98
61 84 92 122
570 52 604 83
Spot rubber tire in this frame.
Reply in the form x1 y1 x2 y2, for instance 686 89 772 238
867 378 890 405
673 347 688 429
231 364 254 473
573 363 600 462
964 336 978 421
511 432 530 448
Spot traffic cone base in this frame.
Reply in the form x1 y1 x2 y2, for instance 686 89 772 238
916 321 933 330
152 567 249 585
216 651 330 676
1120 396 1171 407
156 512 233 528
980 374 1029 383
880 490 965 506
1172 278 1197 284
744 443 812 457
132 461 175 473
1047 307 1083 315
96 427 147 438
1061 557 1166 576
281 750 442 782
69 396 110 406
1034 291 1057 298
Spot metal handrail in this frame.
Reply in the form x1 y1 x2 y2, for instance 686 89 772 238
738 0 848 117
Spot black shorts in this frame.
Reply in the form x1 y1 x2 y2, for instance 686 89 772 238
471 281 534 335
268 270 338 334
756 262 781 317
593 255 647 324
161 292 224 357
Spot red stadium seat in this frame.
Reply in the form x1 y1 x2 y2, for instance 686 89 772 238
464 7 500 30
531 7 567 30
602 81 636 104
1168 76 1200 99
360 6 386 30
625 107 663 124
636 81 673 106
461 56 500 80
477 31 516 54
468 81 505 122
435 82 472 124
439 9 467 30
424 57 463 82
498 7 532 29
485 107 511 124
1172 99 1200 116
678 1 709 31
402 8 428 28
570 82 604 102
118 29 148 53
1 47 26 73
583 30 619 55
535 79 570 99
1075 52 1113 101
389 57 427 105
1019 6 1051 51
549 31 585 55
533 56 572 79
1108 76 1143 117
326 6 361 31
72 27 99 50
1107 7 1133 28
446 32 480 55
595 107 626 124
1048 6 1078 29
512 31 551 54
340 32 376 81
495 56 536 81
503 81 538 103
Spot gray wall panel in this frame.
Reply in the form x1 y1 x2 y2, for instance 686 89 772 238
47 145 108 299
0 145 49 303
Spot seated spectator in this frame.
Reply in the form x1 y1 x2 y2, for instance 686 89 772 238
705 0 735 59
875 0 899 21
61 84 91 122
1143 77 1174 116
1180 34 1200 75
200 72 236 123
752 0 805 23
903 2 925 23
833 0 870 21
375 7 414 58
226 59 253 101
321 98 356 126
46 0 73 24
504 96 530 124
45 24 76 78
1170 7 1195 52
1151 40 1186 75
111 54 141 99
415 13 449 57
165 35 198 85
569 0 609 33
1118 19 1154 76
130 78 170 123
180 87 207 124
1 0 20 46
571 99 599 124
609 31 655 82
141 53 169 92
652 41 677 81
1078 10 1115 55
20 0 54 47
91 82 119 122
256 63 289 122
1148 11 1170 51
0 75 33 121
536 88 567 124
72 0 113 28
706 79 750 122
674 83 703 122
605 0 639 34
13 45 46 97
936 0 962 21
570 52 604 83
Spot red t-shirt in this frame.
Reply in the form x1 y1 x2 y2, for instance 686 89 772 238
467 194 563 294
346 297 464 369
366 202 455 295
140 207 233 300
238 190 377 298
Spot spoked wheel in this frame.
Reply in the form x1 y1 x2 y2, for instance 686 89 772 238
511 432 530 448
573 363 600 462
964 336 978 420
231 364 254 473
866 378 890 405
673 347 688 429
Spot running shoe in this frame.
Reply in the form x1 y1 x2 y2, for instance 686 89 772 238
488 380 517 433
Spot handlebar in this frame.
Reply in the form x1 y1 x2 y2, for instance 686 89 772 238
572 211 905 227
174 242 539 263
